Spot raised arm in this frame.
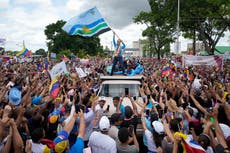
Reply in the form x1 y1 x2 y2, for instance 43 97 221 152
63 111 78 134
141 100 147 130
223 102 230 121
190 93 209 115
116 96 124 114
77 110 85 139
212 107 228 149
2 122 12 153
128 94 138 116
9 119 24 153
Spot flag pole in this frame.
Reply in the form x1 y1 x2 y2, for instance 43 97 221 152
112 30 122 41
23 40 25 48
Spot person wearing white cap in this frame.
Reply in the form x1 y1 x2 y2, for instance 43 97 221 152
142 112 165 153
88 116 117 153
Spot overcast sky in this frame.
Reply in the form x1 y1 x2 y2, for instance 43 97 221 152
0 0 229 52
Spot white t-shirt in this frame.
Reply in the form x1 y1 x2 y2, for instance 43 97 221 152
29 140 47 153
84 109 96 141
145 129 157 152
206 146 214 153
88 131 117 153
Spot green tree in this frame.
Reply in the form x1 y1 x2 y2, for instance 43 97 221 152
44 20 103 56
35 48 47 56
180 0 230 55
134 0 177 59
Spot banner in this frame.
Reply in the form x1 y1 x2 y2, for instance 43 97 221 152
49 61 68 80
80 59 89 65
76 67 87 78
182 55 223 70
50 53 56 58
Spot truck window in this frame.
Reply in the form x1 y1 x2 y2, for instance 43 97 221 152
99 84 140 97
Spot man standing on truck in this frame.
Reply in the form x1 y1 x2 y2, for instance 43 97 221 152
110 31 126 75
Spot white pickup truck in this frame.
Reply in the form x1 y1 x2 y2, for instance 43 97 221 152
97 75 144 116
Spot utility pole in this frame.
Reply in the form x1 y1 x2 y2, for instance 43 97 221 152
23 40 25 48
176 0 180 54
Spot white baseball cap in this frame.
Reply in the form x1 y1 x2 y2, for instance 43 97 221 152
99 116 110 131
152 121 164 134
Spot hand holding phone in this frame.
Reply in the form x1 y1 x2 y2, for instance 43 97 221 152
147 95 150 99
70 95 73 102
125 88 129 96
133 96 136 101
106 105 110 112
128 125 134 137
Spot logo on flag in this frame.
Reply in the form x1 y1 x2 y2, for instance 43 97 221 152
49 61 68 80
62 6 111 37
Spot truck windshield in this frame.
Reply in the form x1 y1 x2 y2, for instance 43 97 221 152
99 84 140 97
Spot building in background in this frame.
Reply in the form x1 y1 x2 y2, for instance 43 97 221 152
187 42 205 54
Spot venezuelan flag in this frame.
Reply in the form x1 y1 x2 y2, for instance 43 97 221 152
3 56 10 62
16 48 31 57
49 78 60 99
174 132 205 153
161 66 171 77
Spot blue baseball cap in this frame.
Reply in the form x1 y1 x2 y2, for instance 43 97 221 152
9 87 21 106
32 96 43 105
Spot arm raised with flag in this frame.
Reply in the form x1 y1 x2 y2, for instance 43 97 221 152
110 31 126 76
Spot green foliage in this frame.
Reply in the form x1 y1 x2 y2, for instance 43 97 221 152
44 20 103 56
56 49 72 60
134 0 230 56
77 49 88 58
35 48 47 56
180 0 230 54
134 0 177 59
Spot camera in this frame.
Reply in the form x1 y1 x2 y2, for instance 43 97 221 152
75 104 84 113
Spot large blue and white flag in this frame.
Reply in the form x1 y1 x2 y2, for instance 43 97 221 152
62 6 111 37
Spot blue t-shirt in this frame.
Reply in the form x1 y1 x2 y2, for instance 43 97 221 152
69 137 84 153
135 64 144 74
113 35 126 57
146 101 153 109
127 69 136 76
120 105 125 117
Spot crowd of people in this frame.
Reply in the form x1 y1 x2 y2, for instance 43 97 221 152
0 52 229 153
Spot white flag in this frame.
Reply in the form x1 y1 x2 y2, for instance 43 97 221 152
76 67 87 78
49 61 68 80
